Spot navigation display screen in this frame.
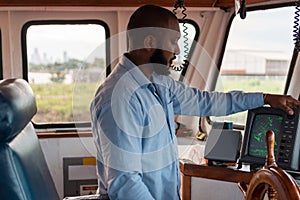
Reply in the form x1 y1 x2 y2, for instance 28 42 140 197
249 114 283 158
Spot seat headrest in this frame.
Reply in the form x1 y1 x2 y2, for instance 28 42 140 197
0 79 37 143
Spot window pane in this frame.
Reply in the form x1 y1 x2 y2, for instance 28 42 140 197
26 23 107 124
213 7 294 125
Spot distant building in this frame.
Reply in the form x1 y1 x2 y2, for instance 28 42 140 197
30 48 69 64
30 48 42 64
63 51 69 62
221 50 290 75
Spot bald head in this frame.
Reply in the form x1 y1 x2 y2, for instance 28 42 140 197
127 5 180 51
127 4 178 30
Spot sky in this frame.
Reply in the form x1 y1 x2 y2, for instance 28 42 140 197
227 6 295 56
27 24 106 63
27 6 297 64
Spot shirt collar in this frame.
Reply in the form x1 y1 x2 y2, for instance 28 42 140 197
120 54 152 87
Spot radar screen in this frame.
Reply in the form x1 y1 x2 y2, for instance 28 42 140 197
249 114 283 158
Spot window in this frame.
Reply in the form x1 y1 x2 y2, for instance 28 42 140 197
23 21 109 128
170 20 199 81
213 6 294 125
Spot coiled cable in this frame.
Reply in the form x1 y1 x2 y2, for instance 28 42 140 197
293 1 300 51
173 0 189 71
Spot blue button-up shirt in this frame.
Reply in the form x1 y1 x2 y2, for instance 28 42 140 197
90 54 264 200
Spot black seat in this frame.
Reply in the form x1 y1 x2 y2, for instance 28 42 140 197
0 78 59 200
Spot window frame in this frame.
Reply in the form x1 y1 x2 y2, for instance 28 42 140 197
0 30 3 79
21 20 110 131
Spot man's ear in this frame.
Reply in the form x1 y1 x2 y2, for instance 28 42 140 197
144 35 157 50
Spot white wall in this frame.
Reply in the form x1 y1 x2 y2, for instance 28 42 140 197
40 137 96 199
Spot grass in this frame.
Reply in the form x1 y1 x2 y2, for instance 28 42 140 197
31 82 99 123
217 78 284 93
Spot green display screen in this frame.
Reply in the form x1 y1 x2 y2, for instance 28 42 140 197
249 114 283 158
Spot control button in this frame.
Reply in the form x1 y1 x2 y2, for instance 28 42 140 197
278 158 289 163
287 111 295 120
284 130 293 134
285 153 290 158
282 134 287 138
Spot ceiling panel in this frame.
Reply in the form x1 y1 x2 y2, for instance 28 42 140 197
0 0 285 8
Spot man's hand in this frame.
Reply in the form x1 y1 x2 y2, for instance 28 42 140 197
264 94 300 115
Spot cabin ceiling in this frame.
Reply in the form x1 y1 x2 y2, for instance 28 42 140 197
0 0 294 8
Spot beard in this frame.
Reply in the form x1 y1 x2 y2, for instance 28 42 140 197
150 49 174 76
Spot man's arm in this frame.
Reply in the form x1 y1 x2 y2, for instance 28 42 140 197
163 76 300 116
163 77 264 116
107 171 154 199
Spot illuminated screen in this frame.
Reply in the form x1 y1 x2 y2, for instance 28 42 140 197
249 114 283 158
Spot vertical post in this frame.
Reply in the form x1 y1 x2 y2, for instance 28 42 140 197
181 175 191 200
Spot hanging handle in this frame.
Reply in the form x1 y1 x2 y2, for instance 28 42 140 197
239 0 247 19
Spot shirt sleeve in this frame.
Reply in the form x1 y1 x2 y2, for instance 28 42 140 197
164 77 264 116
93 97 155 200
108 171 155 200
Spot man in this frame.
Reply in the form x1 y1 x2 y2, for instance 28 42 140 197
90 4 300 200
